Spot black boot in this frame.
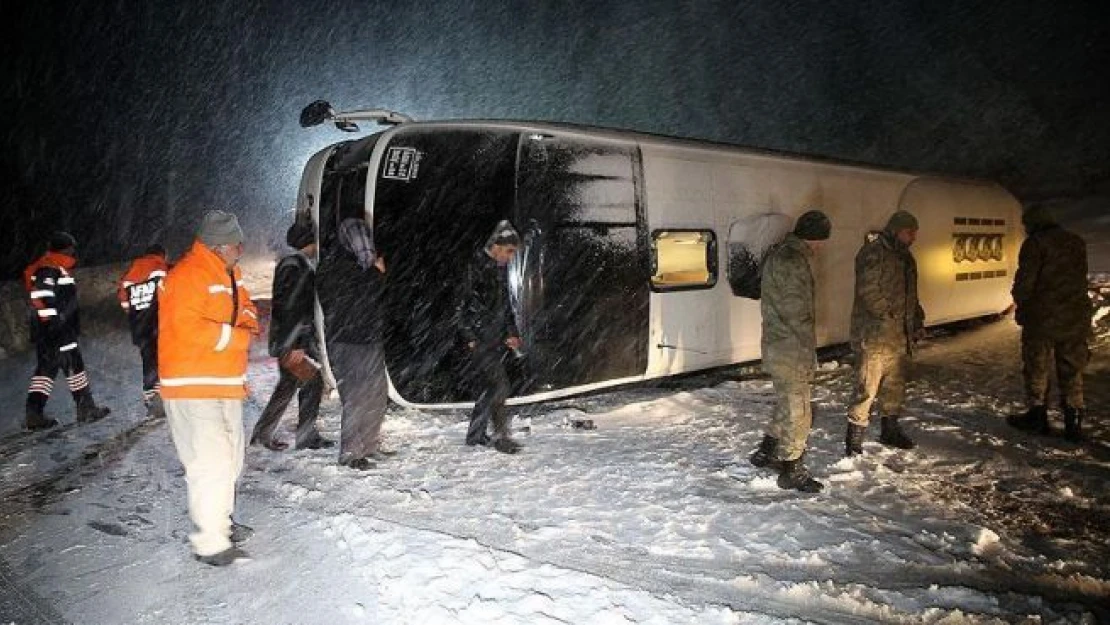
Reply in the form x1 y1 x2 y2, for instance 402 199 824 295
845 423 866 457
1063 406 1084 442
25 402 58 431
1007 405 1050 435
777 455 823 493
879 416 916 449
749 434 780 468
75 392 111 424
146 394 166 419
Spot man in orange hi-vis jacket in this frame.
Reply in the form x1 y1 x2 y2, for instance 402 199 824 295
117 243 169 418
159 210 259 567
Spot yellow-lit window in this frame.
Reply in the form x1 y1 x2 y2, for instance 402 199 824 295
651 230 717 291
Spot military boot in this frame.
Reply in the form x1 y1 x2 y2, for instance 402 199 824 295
1063 406 1084 442
1007 405 1049 435
879 416 916 449
25 402 58 431
845 423 866 456
777 455 823 493
749 434 780 468
75 392 111 423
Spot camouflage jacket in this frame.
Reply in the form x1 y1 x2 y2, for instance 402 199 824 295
760 234 817 378
1012 223 1091 339
850 231 925 354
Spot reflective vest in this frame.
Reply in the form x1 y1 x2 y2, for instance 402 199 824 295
158 241 258 399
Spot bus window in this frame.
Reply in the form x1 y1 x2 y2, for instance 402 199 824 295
651 230 717 291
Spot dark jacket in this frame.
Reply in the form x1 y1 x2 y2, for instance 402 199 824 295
849 230 925 354
316 243 384 344
458 249 518 346
24 251 81 345
1012 219 1091 340
760 234 816 379
268 250 319 357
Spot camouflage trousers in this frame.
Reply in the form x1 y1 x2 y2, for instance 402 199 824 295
848 342 910 426
1021 331 1089 409
766 373 813 461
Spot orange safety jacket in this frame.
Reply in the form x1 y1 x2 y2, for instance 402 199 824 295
158 240 259 399
117 253 170 311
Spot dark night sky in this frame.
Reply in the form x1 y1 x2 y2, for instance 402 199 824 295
3 0 1109 277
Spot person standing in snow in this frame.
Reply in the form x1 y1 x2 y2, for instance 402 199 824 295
117 243 170 419
23 231 112 430
748 210 830 492
250 219 334 451
459 220 524 454
316 215 392 471
1007 204 1092 441
159 210 258 566
844 210 924 456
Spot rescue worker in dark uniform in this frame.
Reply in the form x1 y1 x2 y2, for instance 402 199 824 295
748 210 831 492
23 231 111 429
459 220 523 455
845 210 924 455
1007 204 1093 441
251 220 334 451
117 243 170 417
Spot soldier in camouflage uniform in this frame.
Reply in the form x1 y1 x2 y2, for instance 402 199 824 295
845 210 924 456
1007 204 1092 441
749 210 831 493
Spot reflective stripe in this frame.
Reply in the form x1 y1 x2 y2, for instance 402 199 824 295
160 376 245 387
121 302 131 309
30 290 54 298
214 323 232 352
59 342 78 352
121 281 135 288
37 309 57 317
208 285 232 294
148 270 167 279
243 308 257 319
57 277 75 285
133 302 151 310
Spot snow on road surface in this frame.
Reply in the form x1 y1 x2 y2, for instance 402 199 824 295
1 314 1107 624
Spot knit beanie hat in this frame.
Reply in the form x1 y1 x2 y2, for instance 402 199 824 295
48 231 77 252
197 210 245 247
885 210 919 233
286 220 315 249
792 210 831 241
1021 204 1056 231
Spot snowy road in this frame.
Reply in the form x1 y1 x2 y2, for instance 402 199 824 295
1 317 1107 624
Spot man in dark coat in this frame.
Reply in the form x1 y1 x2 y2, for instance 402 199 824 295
748 210 831 492
23 231 111 429
845 210 924 455
251 220 334 451
316 216 391 470
1007 204 1093 441
459 220 523 454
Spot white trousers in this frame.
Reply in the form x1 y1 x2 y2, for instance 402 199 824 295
165 398 245 556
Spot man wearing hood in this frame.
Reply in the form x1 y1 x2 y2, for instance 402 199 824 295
748 210 831 493
845 210 924 456
1007 204 1092 441
459 220 524 454
316 215 391 470
23 231 111 430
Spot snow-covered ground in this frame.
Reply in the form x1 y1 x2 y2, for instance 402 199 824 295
1 310 1107 624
